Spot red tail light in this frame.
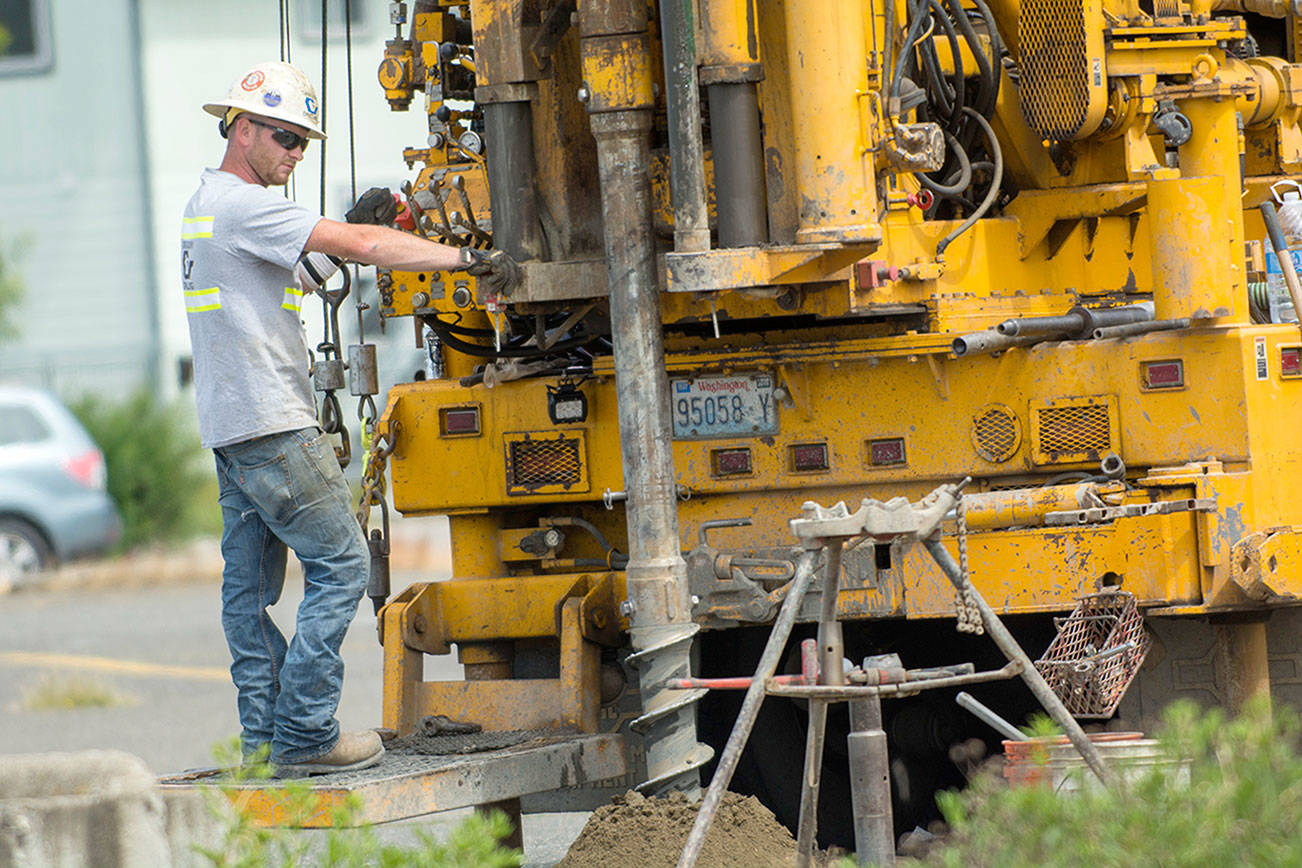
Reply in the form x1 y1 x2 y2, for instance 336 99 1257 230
65 449 106 490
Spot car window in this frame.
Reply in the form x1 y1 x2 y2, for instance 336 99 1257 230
0 404 53 445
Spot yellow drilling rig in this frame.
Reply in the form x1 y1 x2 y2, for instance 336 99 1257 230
297 0 1302 847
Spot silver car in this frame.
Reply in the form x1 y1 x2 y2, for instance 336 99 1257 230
0 386 122 582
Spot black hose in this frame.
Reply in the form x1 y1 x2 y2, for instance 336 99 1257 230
422 315 602 360
945 0 993 117
891 0 934 104
967 0 1003 107
922 0 964 132
937 108 1003 257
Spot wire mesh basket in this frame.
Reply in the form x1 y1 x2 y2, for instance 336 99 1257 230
1034 590 1151 718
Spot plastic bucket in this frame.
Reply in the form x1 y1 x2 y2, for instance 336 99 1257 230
1003 732 1176 792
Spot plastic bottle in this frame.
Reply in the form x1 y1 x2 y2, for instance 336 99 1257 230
1266 180 1302 323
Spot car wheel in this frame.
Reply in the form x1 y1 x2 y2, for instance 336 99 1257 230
0 518 53 583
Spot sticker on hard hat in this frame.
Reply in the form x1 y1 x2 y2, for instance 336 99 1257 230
241 70 265 91
305 96 318 118
263 91 282 107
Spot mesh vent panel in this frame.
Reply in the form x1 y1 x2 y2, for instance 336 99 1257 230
1037 405 1111 454
973 406 1020 463
509 438 582 486
1019 0 1093 138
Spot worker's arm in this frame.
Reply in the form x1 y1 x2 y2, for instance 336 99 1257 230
305 219 464 272
301 217 521 294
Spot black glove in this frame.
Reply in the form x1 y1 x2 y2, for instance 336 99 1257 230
345 187 399 225
460 247 523 296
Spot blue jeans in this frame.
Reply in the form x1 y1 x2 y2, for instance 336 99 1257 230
213 427 368 764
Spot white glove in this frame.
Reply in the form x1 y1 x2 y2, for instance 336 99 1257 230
296 251 343 294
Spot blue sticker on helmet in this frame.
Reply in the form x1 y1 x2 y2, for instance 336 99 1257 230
263 91 282 107
305 96 318 118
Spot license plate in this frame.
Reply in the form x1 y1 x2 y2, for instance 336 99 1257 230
670 373 778 439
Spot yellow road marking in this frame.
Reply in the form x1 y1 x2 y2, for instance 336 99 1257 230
0 651 229 682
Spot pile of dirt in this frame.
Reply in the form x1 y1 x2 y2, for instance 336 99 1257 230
556 790 805 868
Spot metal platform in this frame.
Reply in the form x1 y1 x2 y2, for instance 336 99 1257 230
158 731 626 827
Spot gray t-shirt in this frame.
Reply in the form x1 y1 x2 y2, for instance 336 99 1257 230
181 169 322 449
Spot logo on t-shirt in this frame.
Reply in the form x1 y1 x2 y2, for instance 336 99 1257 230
241 70 265 91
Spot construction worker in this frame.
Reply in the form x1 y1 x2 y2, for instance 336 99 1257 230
181 60 519 775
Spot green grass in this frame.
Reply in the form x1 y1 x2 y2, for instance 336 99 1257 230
20 675 133 711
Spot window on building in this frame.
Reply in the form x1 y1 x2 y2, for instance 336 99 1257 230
299 0 369 42
0 0 52 75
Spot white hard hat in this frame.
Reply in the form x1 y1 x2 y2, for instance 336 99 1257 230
203 61 326 140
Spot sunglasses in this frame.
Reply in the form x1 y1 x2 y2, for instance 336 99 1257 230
247 117 309 152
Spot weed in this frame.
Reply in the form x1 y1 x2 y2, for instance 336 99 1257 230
926 697 1302 867
196 739 523 868
21 674 133 710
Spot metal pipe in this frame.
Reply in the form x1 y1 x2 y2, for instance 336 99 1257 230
956 691 1028 742
922 537 1116 788
817 541 846 687
1260 201 1302 339
798 540 845 868
796 700 829 868
483 100 545 261
1092 318 1190 340
847 694 894 868
582 0 710 801
996 304 1152 338
766 660 1023 698
951 330 1039 356
590 105 709 800
658 0 711 252
708 82 768 247
679 554 820 868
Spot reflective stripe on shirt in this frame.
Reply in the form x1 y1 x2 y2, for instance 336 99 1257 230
281 286 303 312
182 216 215 239
185 286 221 313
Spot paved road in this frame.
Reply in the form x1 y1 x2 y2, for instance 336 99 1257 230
0 570 588 865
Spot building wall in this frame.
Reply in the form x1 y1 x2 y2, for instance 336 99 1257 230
0 0 158 398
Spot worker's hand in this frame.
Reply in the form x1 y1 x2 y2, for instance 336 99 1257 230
460 247 523 296
345 187 399 226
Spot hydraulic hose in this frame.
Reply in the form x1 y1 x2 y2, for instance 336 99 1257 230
936 108 1003 258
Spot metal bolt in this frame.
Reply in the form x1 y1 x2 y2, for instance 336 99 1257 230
619 599 635 616
577 84 590 104
451 283 473 308
412 614 427 634
411 291 429 308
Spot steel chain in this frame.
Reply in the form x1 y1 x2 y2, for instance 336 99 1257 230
356 432 394 532
954 496 984 634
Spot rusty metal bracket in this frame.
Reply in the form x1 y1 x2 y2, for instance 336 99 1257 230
1043 496 1216 526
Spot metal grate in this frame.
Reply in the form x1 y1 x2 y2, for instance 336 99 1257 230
1018 0 1104 139
508 437 582 487
972 405 1021 463
1036 404 1111 455
1035 591 1151 718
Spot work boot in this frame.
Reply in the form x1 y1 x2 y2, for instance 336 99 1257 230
274 731 385 777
